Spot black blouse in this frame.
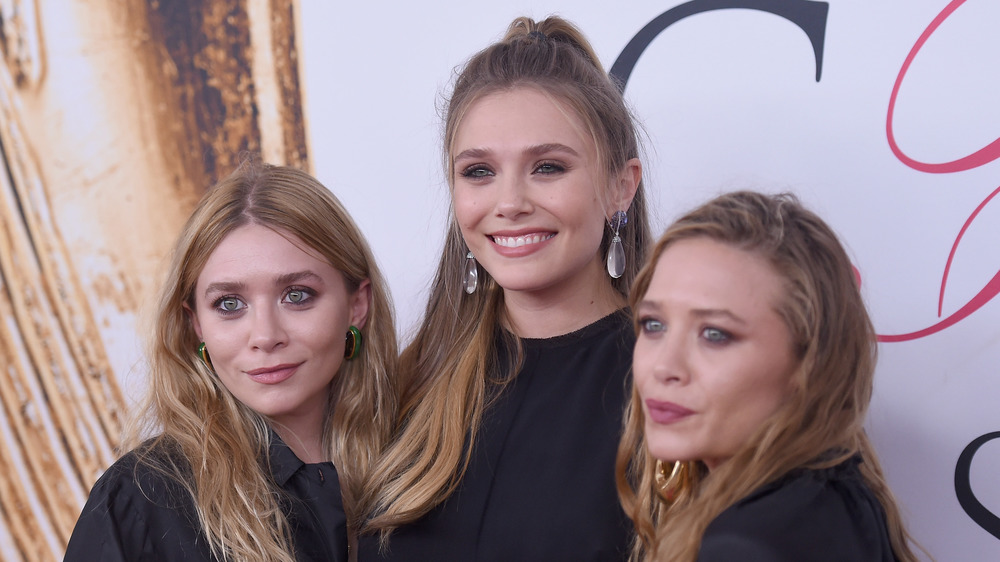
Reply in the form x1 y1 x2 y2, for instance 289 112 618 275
63 437 348 561
698 456 898 561
359 311 634 561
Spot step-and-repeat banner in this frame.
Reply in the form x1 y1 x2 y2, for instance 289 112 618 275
304 1 997 560
0 1 994 559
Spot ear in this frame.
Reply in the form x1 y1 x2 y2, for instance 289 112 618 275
349 279 372 330
184 302 204 340
609 158 642 214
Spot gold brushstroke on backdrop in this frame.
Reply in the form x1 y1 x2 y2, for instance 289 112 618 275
0 0 308 559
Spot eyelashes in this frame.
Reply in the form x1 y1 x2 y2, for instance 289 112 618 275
639 316 664 334
459 164 494 179
209 286 317 317
213 296 246 316
456 160 568 179
637 316 735 345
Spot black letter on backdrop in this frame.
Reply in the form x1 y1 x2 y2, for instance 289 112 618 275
610 0 830 88
955 431 1000 540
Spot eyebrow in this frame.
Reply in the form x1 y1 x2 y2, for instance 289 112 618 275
636 300 748 326
452 143 580 163
274 270 323 286
202 271 323 298
690 308 748 326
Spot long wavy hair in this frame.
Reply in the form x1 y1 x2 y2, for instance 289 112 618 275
616 191 918 561
124 160 398 560
362 16 651 539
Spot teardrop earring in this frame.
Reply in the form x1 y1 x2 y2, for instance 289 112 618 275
606 210 627 279
463 251 478 294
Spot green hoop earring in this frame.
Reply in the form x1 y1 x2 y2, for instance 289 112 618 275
197 342 214 371
344 326 362 360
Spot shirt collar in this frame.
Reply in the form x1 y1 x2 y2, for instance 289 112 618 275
267 433 305 486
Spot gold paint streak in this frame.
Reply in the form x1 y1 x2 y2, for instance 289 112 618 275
0 157 105 547
272 0 308 168
0 340 60 562
248 0 286 164
0 0 311 557
0 79 121 482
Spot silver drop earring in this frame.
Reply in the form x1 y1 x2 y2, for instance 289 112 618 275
606 210 627 279
463 251 479 294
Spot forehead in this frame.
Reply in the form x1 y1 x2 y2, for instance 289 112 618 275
197 224 331 282
453 87 594 152
646 237 785 309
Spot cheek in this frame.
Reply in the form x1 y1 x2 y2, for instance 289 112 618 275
730 373 793 431
453 190 485 226
572 202 608 248
631 343 655 393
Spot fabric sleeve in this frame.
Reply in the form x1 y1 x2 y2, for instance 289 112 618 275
696 463 895 562
698 531 793 562
63 464 149 561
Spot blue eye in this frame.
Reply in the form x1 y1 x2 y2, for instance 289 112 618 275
460 165 493 178
534 162 565 174
702 327 730 344
639 317 664 334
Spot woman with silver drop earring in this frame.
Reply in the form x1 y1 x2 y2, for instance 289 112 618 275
359 15 652 561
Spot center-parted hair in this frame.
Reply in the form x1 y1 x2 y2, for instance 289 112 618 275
127 159 398 561
615 191 917 561
362 16 651 539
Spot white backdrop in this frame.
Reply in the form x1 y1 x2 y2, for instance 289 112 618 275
299 1 1000 559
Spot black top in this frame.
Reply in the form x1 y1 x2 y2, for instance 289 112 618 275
359 311 634 561
698 456 898 561
64 436 348 561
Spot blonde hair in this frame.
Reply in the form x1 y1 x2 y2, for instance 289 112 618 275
362 16 651 539
616 191 918 561
124 159 398 560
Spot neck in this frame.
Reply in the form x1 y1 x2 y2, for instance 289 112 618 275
502 257 624 338
271 417 326 464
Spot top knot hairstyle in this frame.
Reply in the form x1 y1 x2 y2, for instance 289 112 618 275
443 16 648 297
361 15 651 540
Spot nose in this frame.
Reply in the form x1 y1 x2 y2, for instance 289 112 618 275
645 331 690 385
248 304 288 351
495 173 533 219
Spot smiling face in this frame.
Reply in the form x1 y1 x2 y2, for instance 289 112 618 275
632 237 799 471
189 223 369 437
451 87 615 303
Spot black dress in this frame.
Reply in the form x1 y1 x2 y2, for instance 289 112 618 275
63 436 348 561
359 311 634 561
698 456 898 561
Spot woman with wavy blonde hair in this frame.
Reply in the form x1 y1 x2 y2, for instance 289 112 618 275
65 160 397 561
359 14 650 561
617 191 919 561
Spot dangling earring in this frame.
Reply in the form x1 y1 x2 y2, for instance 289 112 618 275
606 210 627 279
654 459 690 503
197 342 214 372
344 326 362 360
462 251 478 294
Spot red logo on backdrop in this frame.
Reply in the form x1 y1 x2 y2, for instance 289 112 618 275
882 0 1000 343
612 0 999 542
612 0 998 344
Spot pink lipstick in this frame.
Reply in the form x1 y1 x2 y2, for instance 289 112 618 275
645 399 694 424
245 363 301 384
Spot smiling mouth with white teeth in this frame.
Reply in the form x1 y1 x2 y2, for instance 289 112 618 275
491 233 556 248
